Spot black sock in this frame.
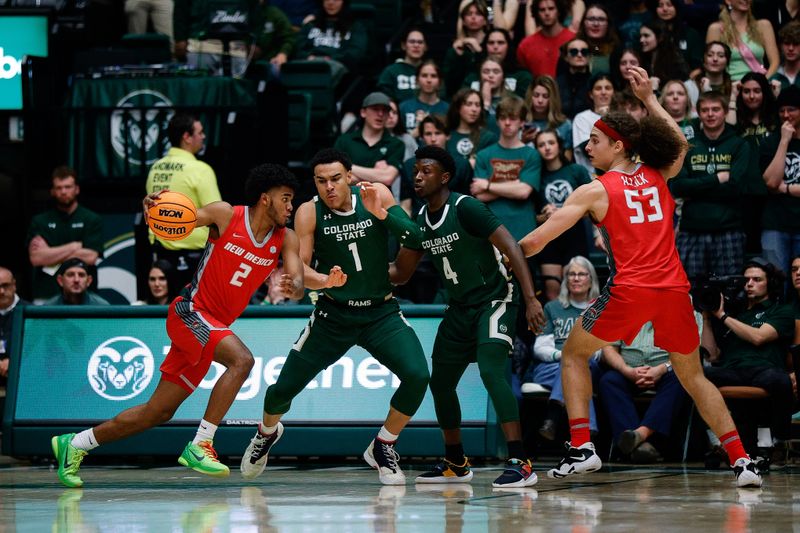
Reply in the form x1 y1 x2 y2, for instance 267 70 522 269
445 443 466 464
507 440 525 460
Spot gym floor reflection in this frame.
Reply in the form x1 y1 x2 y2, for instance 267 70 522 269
1 464 797 532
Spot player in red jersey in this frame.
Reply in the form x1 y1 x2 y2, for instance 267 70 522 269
51 164 306 488
519 67 762 488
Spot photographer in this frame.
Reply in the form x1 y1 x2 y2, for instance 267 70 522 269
702 258 796 467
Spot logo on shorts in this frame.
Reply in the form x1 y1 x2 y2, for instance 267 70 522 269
110 90 174 167
87 336 155 400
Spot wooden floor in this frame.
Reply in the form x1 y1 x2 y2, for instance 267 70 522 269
0 460 797 532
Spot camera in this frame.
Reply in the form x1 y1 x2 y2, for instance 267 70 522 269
691 275 747 314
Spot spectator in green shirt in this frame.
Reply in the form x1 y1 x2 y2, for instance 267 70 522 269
334 92 405 193
253 2 295 75
703 258 795 466
27 167 104 304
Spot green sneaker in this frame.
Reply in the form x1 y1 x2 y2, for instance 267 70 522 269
178 441 230 477
51 433 88 488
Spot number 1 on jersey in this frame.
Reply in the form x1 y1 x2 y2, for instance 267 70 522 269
442 257 459 285
348 242 363 271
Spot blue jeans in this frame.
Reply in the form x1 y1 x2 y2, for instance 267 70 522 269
761 230 800 276
598 368 688 442
530 359 601 432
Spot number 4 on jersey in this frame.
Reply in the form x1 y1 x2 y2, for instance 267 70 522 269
442 257 459 285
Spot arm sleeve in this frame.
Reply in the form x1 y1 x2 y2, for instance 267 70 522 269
277 10 295 56
339 21 368 69
27 215 44 244
474 149 490 180
193 163 223 207
382 205 423 248
765 304 797 340
533 334 559 362
83 213 105 256
455 196 502 238
519 150 542 192
293 24 313 59
383 138 405 170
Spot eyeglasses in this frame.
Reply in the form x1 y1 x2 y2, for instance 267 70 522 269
406 39 425 45
567 272 590 279
585 16 608 23
568 48 591 57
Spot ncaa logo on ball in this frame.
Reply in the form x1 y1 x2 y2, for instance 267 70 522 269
158 208 184 218
87 336 155 400
110 90 174 167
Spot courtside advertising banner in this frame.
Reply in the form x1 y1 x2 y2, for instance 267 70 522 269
13 311 491 425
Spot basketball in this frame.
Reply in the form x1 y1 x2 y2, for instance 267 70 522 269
146 191 197 241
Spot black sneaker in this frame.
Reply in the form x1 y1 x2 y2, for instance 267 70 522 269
415 458 473 484
733 457 763 488
547 442 602 479
239 422 283 479
492 458 538 488
363 439 405 485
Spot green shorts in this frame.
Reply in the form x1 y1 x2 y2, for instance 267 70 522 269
432 296 519 364
292 296 422 366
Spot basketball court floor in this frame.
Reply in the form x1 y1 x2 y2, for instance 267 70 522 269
0 460 797 532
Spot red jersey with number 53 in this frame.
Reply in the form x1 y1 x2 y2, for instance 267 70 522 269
186 205 285 325
595 164 689 290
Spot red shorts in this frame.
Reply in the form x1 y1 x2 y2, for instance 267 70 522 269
161 298 234 392
581 285 699 354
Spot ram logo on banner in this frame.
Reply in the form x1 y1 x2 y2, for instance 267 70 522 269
110 89 174 169
87 336 155 400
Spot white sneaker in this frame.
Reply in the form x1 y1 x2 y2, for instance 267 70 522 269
240 423 283 479
363 439 406 485
733 457 763 488
547 442 602 479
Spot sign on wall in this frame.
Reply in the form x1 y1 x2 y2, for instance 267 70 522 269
14 313 490 424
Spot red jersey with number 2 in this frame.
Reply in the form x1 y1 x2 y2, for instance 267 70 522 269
187 205 285 325
595 164 689 290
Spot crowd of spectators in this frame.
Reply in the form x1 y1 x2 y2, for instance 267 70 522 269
5 0 800 462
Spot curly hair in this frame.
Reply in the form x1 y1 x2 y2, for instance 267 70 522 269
244 164 299 206
601 111 685 169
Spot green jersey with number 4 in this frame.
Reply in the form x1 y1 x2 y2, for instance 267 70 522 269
415 193 511 306
314 187 393 303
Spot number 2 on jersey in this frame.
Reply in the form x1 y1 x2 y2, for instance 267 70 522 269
624 186 663 224
229 263 253 287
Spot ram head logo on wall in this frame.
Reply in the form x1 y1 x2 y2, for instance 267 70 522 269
87 336 155 400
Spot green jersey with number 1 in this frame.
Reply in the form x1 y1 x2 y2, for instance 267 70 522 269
415 193 511 306
314 187 393 303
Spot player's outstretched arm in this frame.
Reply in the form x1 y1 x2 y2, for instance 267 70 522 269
360 182 423 248
490 225 544 333
628 66 689 179
277 229 305 300
389 247 425 285
293 200 345 290
519 181 601 257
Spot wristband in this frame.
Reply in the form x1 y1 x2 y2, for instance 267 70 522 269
720 313 730 323
486 180 492 192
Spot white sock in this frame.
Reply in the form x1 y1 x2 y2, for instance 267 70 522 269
377 426 398 443
71 429 99 451
192 419 218 445
259 422 279 437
